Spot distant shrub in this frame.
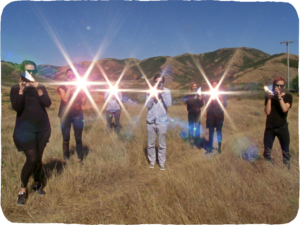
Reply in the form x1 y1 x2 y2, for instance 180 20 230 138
292 75 298 91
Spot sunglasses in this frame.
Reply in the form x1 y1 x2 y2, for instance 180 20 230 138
26 70 37 75
275 84 284 88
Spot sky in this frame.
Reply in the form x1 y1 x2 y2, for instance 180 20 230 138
0 0 299 67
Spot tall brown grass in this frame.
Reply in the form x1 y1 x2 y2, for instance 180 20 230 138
1 84 299 223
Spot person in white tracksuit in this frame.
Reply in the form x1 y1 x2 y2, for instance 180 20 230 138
146 74 172 170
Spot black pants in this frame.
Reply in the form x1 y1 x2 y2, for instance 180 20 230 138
263 125 290 164
60 114 84 160
188 111 201 146
206 117 223 149
106 110 121 134
18 130 51 188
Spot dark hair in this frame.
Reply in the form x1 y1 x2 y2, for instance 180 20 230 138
20 60 37 72
153 74 165 83
190 81 199 91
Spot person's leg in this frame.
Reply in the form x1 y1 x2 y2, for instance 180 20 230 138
73 115 84 162
32 130 51 190
114 110 121 134
106 111 113 132
157 123 167 169
277 126 291 167
147 123 157 165
21 149 39 189
216 119 223 153
61 118 71 160
194 112 201 147
263 129 276 161
188 115 194 147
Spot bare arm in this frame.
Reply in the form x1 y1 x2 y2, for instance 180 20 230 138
58 86 73 103
264 96 272 115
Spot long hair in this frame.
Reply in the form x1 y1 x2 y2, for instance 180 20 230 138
189 81 199 91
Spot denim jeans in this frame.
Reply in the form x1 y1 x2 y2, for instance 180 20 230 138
60 114 84 160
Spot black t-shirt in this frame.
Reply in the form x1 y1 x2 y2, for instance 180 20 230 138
185 94 204 113
57 85 85 118
10 84 51 135
264 93 292 129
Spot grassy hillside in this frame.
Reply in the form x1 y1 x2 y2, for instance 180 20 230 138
1 84 299 223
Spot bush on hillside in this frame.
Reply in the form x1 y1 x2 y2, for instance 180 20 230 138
292 76 300 91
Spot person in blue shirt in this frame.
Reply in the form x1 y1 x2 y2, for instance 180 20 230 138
146 74 172 170
104 85 122 134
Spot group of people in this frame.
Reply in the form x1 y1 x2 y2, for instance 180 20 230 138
10 60 293 206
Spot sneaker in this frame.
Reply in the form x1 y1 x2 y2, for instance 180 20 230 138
149 162 155 169
159 164 166 171
32 185 46 195
17 192 26 206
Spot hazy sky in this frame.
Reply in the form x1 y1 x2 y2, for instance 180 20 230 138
1 0 299 66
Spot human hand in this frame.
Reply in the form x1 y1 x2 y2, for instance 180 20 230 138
19 77 27 95
274 87 281 99
37 89 43 96
29 81 39 88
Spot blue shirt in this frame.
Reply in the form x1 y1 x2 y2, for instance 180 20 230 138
145 87 172 124
104 91 122 112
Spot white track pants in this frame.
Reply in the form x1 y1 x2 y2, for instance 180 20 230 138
147 123 167 166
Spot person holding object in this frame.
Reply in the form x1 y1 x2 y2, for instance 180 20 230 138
146 74 172 170
57 68 87 165
264 76 292 168
185 82 204 148
10 60 51 205
104 85 122 135
205 80 227 154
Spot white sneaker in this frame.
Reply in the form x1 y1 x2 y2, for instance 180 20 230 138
149 162 155 169
159 164 165 171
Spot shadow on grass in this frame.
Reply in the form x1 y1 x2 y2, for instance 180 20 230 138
41 158 66 187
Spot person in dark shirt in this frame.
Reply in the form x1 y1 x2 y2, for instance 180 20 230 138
185 82 204 148
264 76 292 168
57 68 87 165
10 60 52 205
205 80 227 154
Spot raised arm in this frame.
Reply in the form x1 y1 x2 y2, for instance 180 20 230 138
264 94 272 115
161 89 172 108
145 93 155 108
10 84 25 113
58 86 73 103
37 85 52 108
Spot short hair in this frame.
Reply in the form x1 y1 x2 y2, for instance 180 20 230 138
190 81 199 90
272 76 286 85
153 74 165 83
20 60 37 71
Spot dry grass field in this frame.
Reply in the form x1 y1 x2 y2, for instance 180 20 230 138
1 84 299 224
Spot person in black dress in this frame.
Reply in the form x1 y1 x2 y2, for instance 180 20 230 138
185 82 204 148
264 76 292 168
10 60 52 205
57 68 87 165
205 80 227 154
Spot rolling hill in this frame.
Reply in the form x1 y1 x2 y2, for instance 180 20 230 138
1 47 298 90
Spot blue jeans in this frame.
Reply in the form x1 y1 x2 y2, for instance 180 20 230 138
60 114 84 160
